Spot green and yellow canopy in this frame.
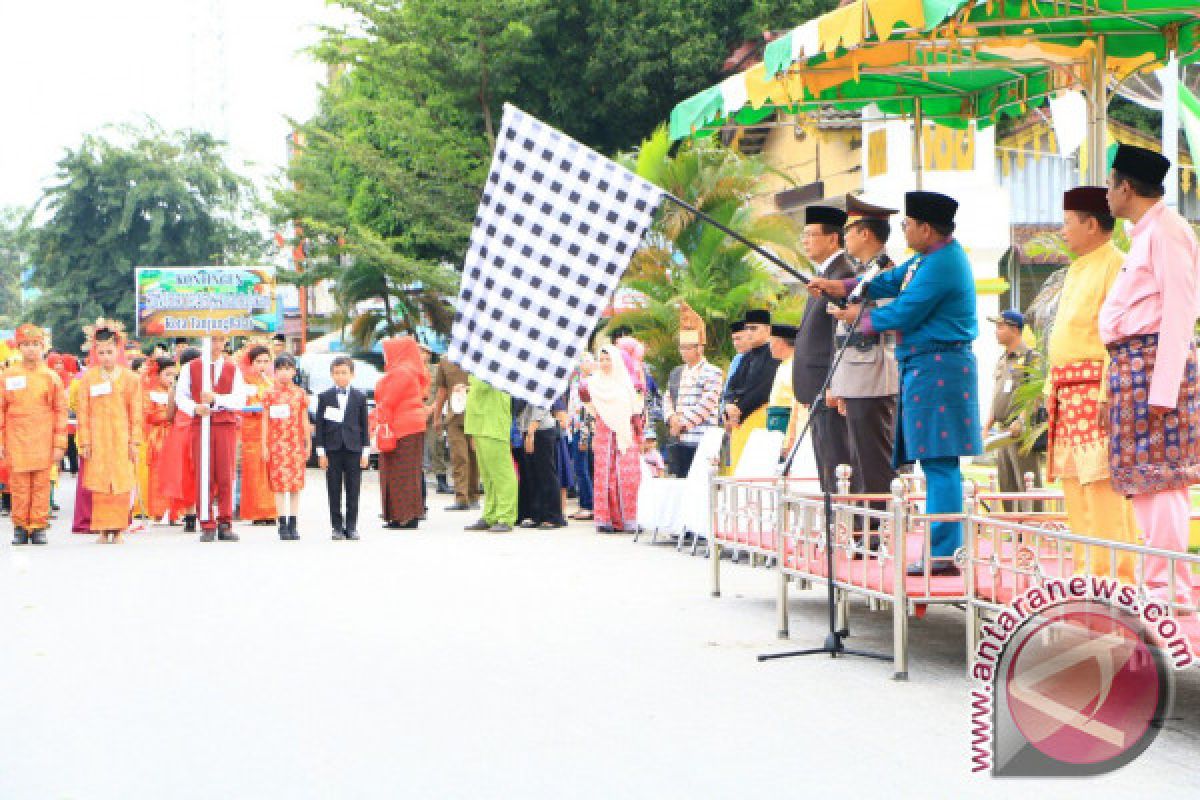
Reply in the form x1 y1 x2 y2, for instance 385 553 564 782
669 0 1200 140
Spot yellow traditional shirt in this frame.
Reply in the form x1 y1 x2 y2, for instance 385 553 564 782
769 356 795 408
0 363 68 473
77 366 142 494
1047 241 1125 372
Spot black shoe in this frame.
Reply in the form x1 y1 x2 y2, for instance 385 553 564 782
278 518 289 540
519 519 537 528
183 515 197 533
332 529 346 540
445 502 472 511
399 519 418 530
12 527 28 546
199 528 216 542
596 525 615 533
287 517 299 540
344 529 360 540
906 560 960 577
435 474 453 494
217 523 239 542
30 529 47 546
464 519 490 531
253 519 275 527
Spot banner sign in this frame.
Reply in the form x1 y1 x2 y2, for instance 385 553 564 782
135 267 277 336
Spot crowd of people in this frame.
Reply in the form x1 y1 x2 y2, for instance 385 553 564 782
2 144 1197 607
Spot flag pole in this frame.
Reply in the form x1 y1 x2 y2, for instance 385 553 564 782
661 193 812 287
199 335 212 524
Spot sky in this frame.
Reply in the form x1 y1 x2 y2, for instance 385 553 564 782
0 0 352 211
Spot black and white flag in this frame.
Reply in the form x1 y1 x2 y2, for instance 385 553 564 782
447 104 664 407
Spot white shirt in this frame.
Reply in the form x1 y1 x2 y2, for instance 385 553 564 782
174 356 250 417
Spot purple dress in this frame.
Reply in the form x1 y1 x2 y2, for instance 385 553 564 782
71 458 93 533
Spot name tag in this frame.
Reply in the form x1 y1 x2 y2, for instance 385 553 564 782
5 376 26 391
323 405 344 423
1002 379 1013 394
149 391 168 405
269 404 291 420
90 381 113 397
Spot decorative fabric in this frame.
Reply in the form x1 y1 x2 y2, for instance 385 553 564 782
1107 334 1200 495
1046 361 1109 484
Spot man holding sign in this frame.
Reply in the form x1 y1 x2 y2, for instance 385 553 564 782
174 333 248 542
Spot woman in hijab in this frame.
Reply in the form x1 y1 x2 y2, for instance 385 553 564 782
583 345 643 533
374 336 432 529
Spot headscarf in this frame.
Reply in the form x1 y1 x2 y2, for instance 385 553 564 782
375 336 430 438
588 344 639 453
615 335 647 392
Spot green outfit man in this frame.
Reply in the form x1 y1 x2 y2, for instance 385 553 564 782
463 375 518 532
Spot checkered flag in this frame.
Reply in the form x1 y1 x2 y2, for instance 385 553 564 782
448 104 664 407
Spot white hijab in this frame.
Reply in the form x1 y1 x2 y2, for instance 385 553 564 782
588 345 639 453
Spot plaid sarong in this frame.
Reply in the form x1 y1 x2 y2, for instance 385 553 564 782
1106 334 1200 495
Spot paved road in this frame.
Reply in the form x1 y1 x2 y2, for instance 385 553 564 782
2 471 1197 799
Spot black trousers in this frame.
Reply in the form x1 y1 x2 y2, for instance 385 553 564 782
667 442 698 478
812 403 853 494
516 429 565 525
65 433 79 474
325 448 363 532
844 396 898 528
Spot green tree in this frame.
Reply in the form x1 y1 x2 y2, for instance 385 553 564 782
609 127 806 380
0 206 31 328
27 125 264 353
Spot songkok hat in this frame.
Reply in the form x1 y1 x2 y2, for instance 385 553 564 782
741 309 772 326
770 324 798 339
905 191 958 227
14 324 45 345
1063 186 1111 216
1111 143 1170 186
730 320 746 334
805 205 849 228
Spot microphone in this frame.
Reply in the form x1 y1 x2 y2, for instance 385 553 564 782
848 264 882 302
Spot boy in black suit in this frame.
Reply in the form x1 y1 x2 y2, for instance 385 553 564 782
315 356 371 540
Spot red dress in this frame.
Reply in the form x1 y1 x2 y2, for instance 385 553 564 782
143 388 173 519
264 382 308 493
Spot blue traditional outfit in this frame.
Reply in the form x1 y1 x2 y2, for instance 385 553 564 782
855 192 982 570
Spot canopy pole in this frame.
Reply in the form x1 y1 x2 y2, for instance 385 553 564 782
1161 55 1180 208
912 98 925 190
1086 36 1108 184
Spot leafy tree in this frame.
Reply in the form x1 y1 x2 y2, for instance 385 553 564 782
0 207 31 328
609 127 806 380
27 125 264 353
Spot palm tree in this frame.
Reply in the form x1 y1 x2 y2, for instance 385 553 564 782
610 127 808 380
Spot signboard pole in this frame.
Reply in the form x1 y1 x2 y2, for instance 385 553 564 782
199 336 212 523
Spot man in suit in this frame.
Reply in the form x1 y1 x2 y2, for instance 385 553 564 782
828 201 899 502
793 204 854 492
315 356 371 540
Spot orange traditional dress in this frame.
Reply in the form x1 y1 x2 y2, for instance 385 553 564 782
0 361 68 533
143 381 174 519
76 366 142 531
238 374 276 521
264 381 309 493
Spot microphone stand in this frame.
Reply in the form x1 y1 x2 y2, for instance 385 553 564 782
758 289 891 666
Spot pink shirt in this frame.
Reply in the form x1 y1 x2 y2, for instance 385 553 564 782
1099 202 1200 408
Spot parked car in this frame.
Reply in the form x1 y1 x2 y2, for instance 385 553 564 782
298 353 384 469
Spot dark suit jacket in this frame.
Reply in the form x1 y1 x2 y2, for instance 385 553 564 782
315 387 371 454
793 251 856 405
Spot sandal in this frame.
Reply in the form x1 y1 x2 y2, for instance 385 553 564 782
570 511 594 521
538 521 564 530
